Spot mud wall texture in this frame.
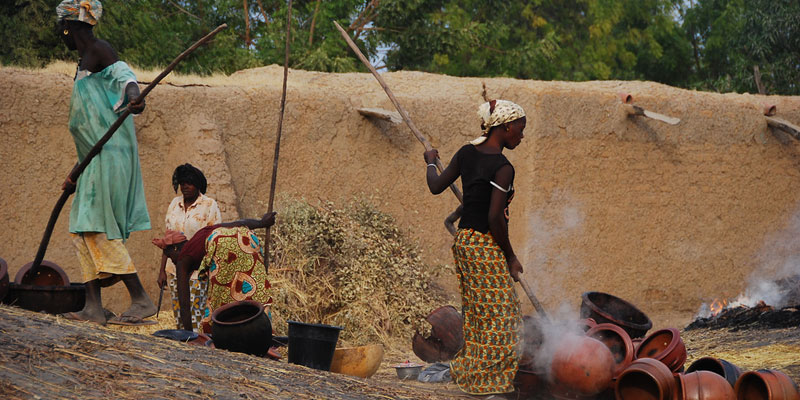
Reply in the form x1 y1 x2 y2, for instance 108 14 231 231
2 65 800 321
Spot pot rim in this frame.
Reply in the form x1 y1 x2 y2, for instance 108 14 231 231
586 323 635 376
288 320 344 330
581 291 652 331
635 328 683 361
15 260 70 286
211 300 265 326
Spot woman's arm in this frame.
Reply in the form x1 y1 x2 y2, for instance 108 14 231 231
175 257 198 330
216 212 276 230
424 150 460 194
488 165 522 281
157 253 168 289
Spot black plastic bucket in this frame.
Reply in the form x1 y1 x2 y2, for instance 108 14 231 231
287 321 343 371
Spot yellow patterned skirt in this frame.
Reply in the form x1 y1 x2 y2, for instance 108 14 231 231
197 226 273 334
450 229 522 395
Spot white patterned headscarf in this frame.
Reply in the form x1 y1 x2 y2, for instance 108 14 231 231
56 0 103 26
471 99 526 145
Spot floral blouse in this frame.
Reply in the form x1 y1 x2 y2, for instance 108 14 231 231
164 193 221 275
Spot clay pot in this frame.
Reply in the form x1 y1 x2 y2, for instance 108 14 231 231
633 338 644 353
686 357 742 387
676 371 736 400
0 257 8 302
3 282 85 314
330 344 385 378
636 328 687 373
586 323 635 378
412 305 463 362
550 334 615 397
520 315 545 368
211 300 272 357
580 292 652 339
513 368 547 399
15 260 69 286
616 358 677 400
580 318 598 332
735 370 800 400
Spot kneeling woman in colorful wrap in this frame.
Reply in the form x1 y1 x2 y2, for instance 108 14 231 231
152 212 276 333
423 100 526 396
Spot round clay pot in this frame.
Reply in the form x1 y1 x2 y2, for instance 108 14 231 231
633 338 644 353
586 323 635 379
211 300 272 357
514 368 546 398
580 318 597 332
686 357 742 387
636 328 687 373
676 371 736 400
616 358 677 400
550 334 615 397
411 305 463 362
0 257 8 302
15 260 69 286
579 292 652 339
735 370 800 400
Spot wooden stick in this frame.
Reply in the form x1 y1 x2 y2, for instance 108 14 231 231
767 116 800 140
333 20 463 204
264 0 293 272
519 277 548 320
30 24 228 272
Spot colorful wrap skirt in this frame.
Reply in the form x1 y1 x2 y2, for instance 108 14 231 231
449 228 522 395
197 226 273 334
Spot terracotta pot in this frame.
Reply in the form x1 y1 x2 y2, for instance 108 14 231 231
633 338 644 353
211 300 272 357
586 323 635 379
520 315 545 368
330 344 384 378
616 358 677 400
550 334 615 397
411 305 463 362
3 282 85 314
735 370 800 400
15 260 70 286
580 292 652 339
0 257 8 302
636 328 686 373
513 368 547 399
676 371 736 400
686 357 742 388
580 318 597 332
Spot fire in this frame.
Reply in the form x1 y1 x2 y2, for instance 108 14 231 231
709 298 729 316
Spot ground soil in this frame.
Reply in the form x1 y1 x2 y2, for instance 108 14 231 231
0 305 797 399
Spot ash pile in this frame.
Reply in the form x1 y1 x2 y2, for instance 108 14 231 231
687 275 800 331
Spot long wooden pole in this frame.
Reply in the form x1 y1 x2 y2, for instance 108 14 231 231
29 24 228 272
264 0 293 272
333 21 463 204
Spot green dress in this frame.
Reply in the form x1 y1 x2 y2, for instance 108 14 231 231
68 61 150 240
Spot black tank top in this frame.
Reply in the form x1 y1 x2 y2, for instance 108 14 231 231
455 144 515 233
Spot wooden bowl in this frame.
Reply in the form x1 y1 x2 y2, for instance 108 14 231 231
329 344 385 378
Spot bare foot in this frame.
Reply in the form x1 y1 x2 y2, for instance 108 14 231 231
120 299 157 321
62 306 107 325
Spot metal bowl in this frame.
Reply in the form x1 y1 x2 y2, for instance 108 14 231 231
393 363 423 380
2 282 85 314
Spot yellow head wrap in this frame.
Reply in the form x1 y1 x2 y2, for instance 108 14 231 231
56 0 103 26
471 100 526 145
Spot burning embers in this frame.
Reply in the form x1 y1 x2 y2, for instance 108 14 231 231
688 275 800 330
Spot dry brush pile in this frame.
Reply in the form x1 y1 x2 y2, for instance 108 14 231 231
263 198 450 346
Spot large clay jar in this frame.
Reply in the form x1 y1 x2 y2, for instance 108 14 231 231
616 358 677 400
550 334 615 397
586 323 635 379
0 257 8 302
676 371 736 400
211 300 272 357
412 305 463 362
686 357 742 388
580 292 652 339
735 370 800 400
635 328 686 373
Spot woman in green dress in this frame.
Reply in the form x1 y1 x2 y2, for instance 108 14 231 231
57 0 155 326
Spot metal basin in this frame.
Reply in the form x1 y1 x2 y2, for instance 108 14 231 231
2 282 85 314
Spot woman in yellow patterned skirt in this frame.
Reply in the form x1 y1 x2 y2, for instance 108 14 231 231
424 100 527 396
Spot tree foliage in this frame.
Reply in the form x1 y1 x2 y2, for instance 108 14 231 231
1 0 797 94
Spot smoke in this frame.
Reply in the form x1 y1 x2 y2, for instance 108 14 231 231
520 303 584 380
522 190 586 302
738 206 800 308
